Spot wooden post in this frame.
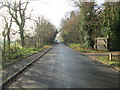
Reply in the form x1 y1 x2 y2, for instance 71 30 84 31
107 35 110 51
94 38 97 50
109 53 112 61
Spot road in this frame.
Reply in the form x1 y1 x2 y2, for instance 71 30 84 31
6 44 118 88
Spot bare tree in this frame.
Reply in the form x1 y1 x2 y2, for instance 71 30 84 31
34 17 56 47
1 15 12 53
2 0 30 47
4 17 12 51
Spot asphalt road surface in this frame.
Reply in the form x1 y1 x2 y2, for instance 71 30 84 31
6 44 118 88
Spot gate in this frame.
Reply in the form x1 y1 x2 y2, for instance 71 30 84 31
94 37 109 51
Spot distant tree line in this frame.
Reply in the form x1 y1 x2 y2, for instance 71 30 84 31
61 1 120 51
32 17 57 48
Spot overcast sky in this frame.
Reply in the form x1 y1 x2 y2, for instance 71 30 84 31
27 0 76 28
27 0 106 28
0 0 119 29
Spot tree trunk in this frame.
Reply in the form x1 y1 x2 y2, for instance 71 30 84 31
20 27 25 47
3 36 6 51
7 29 10 51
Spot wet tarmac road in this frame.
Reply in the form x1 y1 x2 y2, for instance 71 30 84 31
6 44 118 88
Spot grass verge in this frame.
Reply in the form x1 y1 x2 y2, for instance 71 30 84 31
67 43 120 69
2 45 52 67
68 43 97 53
97 56 120 67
